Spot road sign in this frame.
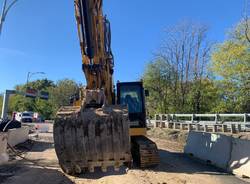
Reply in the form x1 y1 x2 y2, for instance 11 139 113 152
39 91 49 100
25 88 38 98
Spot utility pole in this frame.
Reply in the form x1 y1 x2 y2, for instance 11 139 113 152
0 0 18 36
1 90 16 119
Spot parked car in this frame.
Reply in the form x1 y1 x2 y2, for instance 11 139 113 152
15 112 33 123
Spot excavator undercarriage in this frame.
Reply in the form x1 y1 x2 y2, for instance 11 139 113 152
131 136 160 168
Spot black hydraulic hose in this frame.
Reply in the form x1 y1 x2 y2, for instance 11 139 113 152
104 17 114 66
76 1 87 56
2 119 12 132
79 0 95 60
104 18 112 54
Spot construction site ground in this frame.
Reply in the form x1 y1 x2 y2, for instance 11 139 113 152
0 128 250 184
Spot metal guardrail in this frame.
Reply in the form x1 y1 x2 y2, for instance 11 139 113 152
152 113 250 133
155 113 250 123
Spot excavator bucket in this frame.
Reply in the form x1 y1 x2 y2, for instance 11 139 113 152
54 105 131 174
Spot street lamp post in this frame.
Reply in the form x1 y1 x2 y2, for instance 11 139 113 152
26 72 45 86
0 0 18 36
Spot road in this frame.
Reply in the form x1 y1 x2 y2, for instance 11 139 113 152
0 132 249 184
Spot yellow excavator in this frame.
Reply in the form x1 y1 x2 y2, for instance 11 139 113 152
53 0 159 174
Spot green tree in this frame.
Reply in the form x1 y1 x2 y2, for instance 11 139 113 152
144 21 213 115
187 78 220 113
212 20 250 112
9 95 34 113
16 79 55 91
143 59 174 116
35 99 54 120
49 79 79 109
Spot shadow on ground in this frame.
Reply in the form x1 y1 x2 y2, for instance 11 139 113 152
137 149 229 176
75 149 228 180
0 165 73 184
13 139 54 153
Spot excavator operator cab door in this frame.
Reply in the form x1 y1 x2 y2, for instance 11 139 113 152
117 81 146 128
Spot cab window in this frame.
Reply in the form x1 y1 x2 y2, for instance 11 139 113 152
120 85 142 113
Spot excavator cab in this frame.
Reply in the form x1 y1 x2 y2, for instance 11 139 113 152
117 81 159 167
117 81 147 129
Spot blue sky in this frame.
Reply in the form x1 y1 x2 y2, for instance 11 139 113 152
0 0 246 93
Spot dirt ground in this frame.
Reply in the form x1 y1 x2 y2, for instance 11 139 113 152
0 128 249 184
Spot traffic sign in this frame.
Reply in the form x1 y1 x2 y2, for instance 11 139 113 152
39 91 49 100
25 88 38 98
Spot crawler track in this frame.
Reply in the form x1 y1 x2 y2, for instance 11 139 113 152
131 136 160 168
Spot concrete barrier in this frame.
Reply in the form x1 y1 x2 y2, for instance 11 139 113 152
185 131 250 177
7 127 29 147
34 123 50 133
23 123 53 133
0 133 8 164
184 131 232 170
228 138 250 177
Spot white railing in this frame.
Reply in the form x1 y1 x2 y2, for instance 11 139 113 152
151 113 250 133
154 113 250 124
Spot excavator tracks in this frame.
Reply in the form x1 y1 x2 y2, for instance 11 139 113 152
54 105 131 175
131 136 160 168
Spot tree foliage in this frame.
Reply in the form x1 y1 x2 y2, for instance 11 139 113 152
49 79 79 109
144 20 250 115
211 20 250 112
144 22 216 115
143 60 173 115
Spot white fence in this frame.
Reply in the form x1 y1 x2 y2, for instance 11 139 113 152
152 114 250 133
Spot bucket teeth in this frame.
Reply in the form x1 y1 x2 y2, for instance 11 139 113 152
75 165 82 174
101 165 107 172
88 166 95 173
61 165 73 175
114 167 120 172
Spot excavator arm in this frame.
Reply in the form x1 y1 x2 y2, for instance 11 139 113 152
74 0 114 104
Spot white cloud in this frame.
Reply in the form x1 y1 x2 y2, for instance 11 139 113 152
0 47 27 57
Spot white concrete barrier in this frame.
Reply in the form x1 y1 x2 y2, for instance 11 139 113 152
185 131 250 177
0 133 8 164
228 138 250 177
23 123 53 133
7 127 29 147
34 123 50 133
184 131 232 170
